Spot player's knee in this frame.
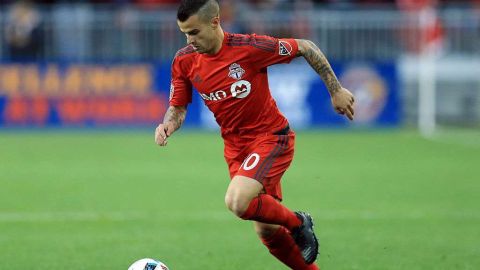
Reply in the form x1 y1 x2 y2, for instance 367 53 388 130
224 192 250 217
225 176 263 217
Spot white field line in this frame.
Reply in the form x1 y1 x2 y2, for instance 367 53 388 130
0 210 479 223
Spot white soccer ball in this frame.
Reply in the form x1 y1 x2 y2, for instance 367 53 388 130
128 258 169 270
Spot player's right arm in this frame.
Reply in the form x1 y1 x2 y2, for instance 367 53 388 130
155 105 187 146
156 49 193 147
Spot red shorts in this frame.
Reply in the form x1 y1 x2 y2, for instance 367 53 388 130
223 129 295 201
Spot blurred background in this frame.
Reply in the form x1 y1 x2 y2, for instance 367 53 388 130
1 1 480 270
0 0 479 133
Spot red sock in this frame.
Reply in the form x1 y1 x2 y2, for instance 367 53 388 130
240 194 302 231
261 227 320 270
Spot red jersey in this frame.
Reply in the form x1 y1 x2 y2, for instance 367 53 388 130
169 32 299 137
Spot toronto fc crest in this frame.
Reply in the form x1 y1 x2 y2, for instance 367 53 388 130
228 63 245 80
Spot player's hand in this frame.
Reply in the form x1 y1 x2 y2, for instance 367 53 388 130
155 122 175 146
331 87 355 121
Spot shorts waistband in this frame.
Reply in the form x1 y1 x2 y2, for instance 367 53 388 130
273 124 290 136
222 124 291 142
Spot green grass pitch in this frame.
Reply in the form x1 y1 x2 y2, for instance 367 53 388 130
0 130 479 269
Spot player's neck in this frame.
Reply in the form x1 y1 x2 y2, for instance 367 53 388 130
209 27 225 55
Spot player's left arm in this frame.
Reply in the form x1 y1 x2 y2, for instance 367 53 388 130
295 39 355 120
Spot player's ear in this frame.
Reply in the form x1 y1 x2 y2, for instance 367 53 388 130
211 16 220 29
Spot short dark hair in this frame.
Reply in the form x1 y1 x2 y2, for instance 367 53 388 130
177 0 219 22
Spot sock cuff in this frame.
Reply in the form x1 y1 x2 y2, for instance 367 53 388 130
240 195 262 220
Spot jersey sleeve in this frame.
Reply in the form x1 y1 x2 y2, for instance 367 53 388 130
169 57 192 106
249 34 299 70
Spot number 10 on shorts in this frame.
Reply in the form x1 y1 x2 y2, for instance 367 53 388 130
242 153 260 171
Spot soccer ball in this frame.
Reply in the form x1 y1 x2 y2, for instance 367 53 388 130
128 258 169 270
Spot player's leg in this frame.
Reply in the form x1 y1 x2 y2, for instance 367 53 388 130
254 222 320 270
224 131 319 264
224 174 318 268
225 167 318 269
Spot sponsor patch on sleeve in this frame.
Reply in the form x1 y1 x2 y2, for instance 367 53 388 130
279 40 292 56
169 83 174 101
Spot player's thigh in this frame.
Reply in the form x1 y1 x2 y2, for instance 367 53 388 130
236 133 295 200
253 221 281 238
234 134 293 178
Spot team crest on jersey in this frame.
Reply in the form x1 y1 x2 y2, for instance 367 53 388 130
228 63 245 80
279 41 292 56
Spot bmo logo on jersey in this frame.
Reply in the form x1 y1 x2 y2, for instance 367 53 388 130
230 80 251 99
200 80 252 101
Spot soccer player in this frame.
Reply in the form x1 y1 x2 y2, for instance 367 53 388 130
155 1 355 269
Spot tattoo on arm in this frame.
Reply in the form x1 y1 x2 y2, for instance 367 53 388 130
299 39 341 96
163 106 187 131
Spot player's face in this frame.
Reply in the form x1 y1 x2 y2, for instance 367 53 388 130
177 14 218 54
